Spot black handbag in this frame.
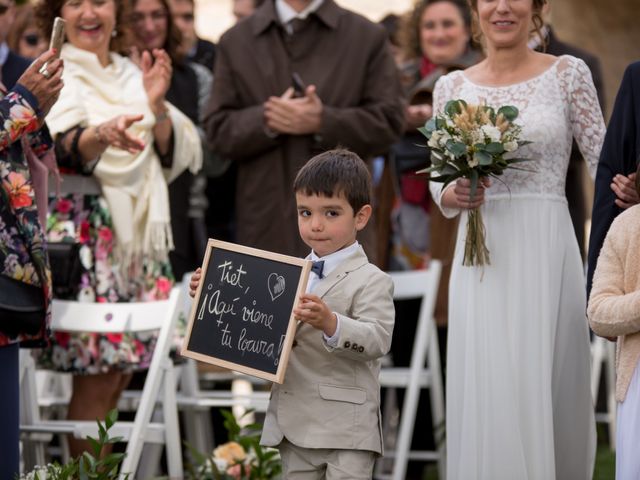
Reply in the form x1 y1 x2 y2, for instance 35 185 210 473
0 274 45 337
47 241 83 298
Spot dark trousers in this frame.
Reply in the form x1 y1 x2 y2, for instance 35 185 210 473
0 343 19 479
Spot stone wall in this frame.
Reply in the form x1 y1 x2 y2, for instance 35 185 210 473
546 0 639 117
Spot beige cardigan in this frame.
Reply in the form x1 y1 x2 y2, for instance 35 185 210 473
588 204 640 402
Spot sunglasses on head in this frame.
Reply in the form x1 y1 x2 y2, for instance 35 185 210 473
23 33 40 46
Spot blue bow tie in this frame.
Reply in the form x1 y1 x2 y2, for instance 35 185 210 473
311 260 325 279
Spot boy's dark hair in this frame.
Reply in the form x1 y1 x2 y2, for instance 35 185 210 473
293 149 372 214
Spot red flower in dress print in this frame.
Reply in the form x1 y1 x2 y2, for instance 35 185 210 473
56 198 73 214
79 220 91 243
2 171 33 209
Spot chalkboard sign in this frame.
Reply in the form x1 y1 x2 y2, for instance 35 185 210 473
181 239 311 383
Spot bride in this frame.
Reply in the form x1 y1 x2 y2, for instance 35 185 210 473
430 0 604 478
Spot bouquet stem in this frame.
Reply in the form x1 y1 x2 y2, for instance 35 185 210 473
463 208 490 266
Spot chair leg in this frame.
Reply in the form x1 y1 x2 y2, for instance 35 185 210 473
164 365 183 479
19 352 46 471
428 324 446 480
179 361 214 455
605 341 617 451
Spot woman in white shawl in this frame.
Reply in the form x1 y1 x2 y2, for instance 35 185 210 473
35 0 201 457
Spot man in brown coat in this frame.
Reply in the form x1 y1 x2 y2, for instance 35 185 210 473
205 0 405 260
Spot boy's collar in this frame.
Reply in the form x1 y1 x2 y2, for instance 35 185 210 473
309 241 360 280
310 240 359 261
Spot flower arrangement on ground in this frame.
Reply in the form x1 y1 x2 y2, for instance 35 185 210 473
419 99 531 266
19 409 130 480
185 409 281 480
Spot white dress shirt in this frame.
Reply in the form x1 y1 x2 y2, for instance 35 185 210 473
275 0 325 34
306 241 360 347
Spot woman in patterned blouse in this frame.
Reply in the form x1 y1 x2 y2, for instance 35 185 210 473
0 47 63 478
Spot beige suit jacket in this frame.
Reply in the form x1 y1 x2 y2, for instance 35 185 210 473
260 247 395 454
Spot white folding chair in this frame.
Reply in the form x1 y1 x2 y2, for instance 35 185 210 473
20 286 184 479
591 335 617 450
376 262 444 480
177 359 270 455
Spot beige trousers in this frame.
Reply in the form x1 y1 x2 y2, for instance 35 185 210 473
278 438 375 480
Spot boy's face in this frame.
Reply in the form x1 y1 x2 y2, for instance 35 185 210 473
296 191 372 258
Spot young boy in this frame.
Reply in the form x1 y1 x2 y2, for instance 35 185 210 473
190 149 395 478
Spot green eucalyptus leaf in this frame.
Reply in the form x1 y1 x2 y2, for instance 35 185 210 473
417 125 431 139
474 150 492 166
445 99 464 117
446 140 467 157
485 142 504 154
497 105 519 121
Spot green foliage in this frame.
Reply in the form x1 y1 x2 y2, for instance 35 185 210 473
19 410 130 480
185 409 282 480
497 105 519 121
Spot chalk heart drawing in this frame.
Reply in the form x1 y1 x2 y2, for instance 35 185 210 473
268 273 286 301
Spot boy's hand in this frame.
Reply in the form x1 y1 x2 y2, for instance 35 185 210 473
294 294 337 337
189 268 202 298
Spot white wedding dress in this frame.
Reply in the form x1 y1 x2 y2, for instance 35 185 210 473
430 55 605 480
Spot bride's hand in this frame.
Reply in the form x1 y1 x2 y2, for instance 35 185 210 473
443 177 491 209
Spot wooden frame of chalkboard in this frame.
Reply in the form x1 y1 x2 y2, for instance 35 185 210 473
181 239 311 384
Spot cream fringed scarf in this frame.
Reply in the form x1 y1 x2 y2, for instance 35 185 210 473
46 44 202 271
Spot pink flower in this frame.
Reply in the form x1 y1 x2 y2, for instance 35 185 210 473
2 171 32 209
56 198 73 214
106 333 123 343
133 339 145 355
226 463 250 479
155 276 172 296
97 227 113 244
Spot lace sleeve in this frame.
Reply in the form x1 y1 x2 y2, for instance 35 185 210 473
566 56 605 179
429 73 461 219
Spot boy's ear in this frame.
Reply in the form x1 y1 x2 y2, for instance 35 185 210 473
354 204 372 231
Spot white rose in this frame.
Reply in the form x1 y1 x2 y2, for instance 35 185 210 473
504 141 518 152
481 124 501 142
428 130 451 149
470 128 484 145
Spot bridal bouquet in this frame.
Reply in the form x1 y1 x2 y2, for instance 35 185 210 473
418 99 531 266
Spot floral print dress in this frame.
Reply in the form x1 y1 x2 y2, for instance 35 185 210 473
0 86 55 348
38 190 176 374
